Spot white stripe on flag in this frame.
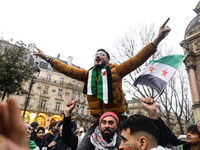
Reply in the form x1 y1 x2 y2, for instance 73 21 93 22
102 69 108 104
87 69 92 95
139 62 175 82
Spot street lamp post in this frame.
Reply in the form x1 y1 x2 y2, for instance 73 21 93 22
23 62 40 119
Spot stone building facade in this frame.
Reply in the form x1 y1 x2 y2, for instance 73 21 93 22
180 2 200 123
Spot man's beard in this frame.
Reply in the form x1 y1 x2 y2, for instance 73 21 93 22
102 129 115 142
95 61 106 69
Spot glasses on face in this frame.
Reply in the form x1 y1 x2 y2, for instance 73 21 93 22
95 52 105 57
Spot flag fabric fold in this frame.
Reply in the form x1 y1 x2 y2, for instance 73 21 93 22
133 54 185 94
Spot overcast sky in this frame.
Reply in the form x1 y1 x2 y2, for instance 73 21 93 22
0 0 199 69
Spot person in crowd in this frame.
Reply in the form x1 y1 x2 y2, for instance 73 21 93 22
119 114 171 150
78 128 85 140
139 97 200 150
62 100 120 150
52 113 77 146
176 124 200 150
34 127 48 150
25 123 40 150
62 97 165 150
30 121 39 140
74 126 80 136
45 121 58 149
34 18 171 121
54 125 70 150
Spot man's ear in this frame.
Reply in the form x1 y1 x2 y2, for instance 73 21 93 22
138 136 148 150
106 58 110 64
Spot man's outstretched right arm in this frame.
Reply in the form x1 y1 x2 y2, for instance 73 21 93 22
34 47 88 81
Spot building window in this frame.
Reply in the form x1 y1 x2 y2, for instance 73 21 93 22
87 108 89 116
71 92 75 100
60 77 64 85
81 107 84 115
46 74 51 82
76 104 79 114
41 100 46 109
73 80 76 86
77 93 80 102
44 85 49 94
83 95 86 103
78 83 82 87
55 102 60 111
58 89 62 96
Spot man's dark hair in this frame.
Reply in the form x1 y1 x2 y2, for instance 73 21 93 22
37 126 45 133
30 121 38 129
120 114 160 142
97 49 110 59
187 125 200 138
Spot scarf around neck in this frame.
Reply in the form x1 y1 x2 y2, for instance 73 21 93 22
83 65 113 104
90 126 118 150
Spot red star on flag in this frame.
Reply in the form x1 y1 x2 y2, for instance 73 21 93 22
148 67 155 73
102 71 107 76
161 69 168 77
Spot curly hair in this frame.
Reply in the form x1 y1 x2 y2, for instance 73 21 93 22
120 114 160 142
187 125 200 138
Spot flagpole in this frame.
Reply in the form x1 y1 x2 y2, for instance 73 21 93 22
157 51 189 98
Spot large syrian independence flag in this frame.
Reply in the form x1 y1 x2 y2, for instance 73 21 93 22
133 54 186 94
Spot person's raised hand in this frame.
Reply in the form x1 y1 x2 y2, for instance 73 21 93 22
152 18 171 47
140 97 159 119
65 100 77 117
33 46 47 60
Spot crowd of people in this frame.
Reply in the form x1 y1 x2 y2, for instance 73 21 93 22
0 96 200 150
0 18 200 150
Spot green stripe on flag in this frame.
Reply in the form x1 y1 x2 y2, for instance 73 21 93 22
149 55 185 69
91 68 97 94
98 72 103 102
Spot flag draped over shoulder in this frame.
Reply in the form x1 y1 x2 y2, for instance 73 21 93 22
133 55 185 94
83 65 113 104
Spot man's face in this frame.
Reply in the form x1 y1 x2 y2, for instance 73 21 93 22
100 116 118 140
94 51 110 69
119 128 139 150
36 129 45 139
186 131 200 144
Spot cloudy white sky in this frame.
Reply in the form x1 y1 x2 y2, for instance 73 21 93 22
0 0 199 69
